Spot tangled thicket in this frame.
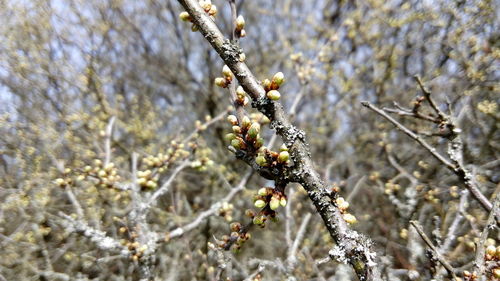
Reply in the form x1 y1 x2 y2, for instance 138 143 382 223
0 0 498 280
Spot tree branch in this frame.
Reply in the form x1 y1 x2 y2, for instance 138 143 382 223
177 1 380 279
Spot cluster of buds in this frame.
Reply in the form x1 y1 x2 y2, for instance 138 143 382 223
249 187 287 227
225 114 264 152
54 168 73 188
484 244 500 279
254 187 287 210
384 181 402 195
75 160 121 189
179 1 217 32
218 202 234 222
190 156 214 171
335 197 357 224
143 141 190 171
214 65 233 89
255 144 290 168
262 72 285 101
217 222 251 253
235 15 246 38
120 228 148 262
137 169 159 190
485 244 500 261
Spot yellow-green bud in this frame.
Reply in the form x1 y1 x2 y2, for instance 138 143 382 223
239 53 246 62
272 72 285 86
269 196 280 210
179 11 191 22
247 123 260 139
262 79 271 89
279 144 288 151
280 197 287 207
146 180 157 189
55 178 66 186
253 215 264 225
236 86 246 96
84 165 92 172
231 139 243 149
191 24 199 32
278 151 289 163
266 90 281 100
336 197 349 210
343 213 357 224
232 126 241 134
241 116 251 129
255 155 267 166
236 15 245 30
214 77 227 88
222 65 232 78
486 245 496 256
227 115 238 125
258 187 268 196
254 199 266 208
254 137 264 149
208 4 217 16
225 133 237 141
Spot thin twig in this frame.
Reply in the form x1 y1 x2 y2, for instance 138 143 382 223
410 220 458 279
104 116 116 167
473 193 500 276
166 170 252 239
362 101 493 214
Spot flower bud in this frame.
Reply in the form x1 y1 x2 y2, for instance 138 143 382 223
55 178 66 186
272 72 285 87
179 11 191 22
258 187 269 196
239 53 246 62
247 123 260 139
236 86 246 96
254 199 266 208
486 245 496 256
254 137 264 149
224 133 236 141
232 126 241 134
239 29 246 37
191 24 199 32
343 213 357 224
214 77 227 88
280 196 287 207
222 65 232 78
255 155 267 166
279 144 288 151
231 138 243 150
227 115 238 125
266 90 281 101
269 196 280 210
146 180 157 189
253 215 264 225
262 79 271 90
208 4 217 16
278 151 289 163
236 15 245 30
245 209 256 218
230 222 242 232
241 116 251 129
